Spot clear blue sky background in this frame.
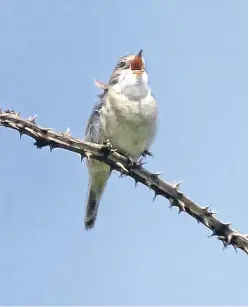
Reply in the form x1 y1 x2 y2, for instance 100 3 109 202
0 0 247 305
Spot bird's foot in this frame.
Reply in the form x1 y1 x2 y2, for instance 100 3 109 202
126 156 147 169
101 139 115 156
135 157 147 168
126 156 137 168
119 152 138 169
141 149 154 158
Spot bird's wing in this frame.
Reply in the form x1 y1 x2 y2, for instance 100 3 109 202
84 98 105 144
84 96 110 230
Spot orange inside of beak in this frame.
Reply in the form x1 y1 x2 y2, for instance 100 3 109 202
130 55 144 75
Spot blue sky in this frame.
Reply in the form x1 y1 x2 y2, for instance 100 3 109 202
0 0 247 305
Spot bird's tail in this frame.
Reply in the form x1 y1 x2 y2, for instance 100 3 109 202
85 160 110 229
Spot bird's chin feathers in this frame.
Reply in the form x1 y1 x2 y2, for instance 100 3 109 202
111 69 150 100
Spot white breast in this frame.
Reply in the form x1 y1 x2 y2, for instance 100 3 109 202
99 89 157 159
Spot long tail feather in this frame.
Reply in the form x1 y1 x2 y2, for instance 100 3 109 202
85 160 110 229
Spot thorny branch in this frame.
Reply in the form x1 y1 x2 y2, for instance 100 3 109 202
0 108 248 255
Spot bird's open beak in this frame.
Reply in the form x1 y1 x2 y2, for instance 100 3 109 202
130 49 144 76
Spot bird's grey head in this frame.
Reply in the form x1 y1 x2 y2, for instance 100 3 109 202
108 49 146 86
98 50 149 100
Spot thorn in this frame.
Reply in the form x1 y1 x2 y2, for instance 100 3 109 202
232 244 238 253
209 223 234 241
219 236 237 253
178 199 186 213
203 218 210 227
203 205 211 212
85 151 92 161
202 205 218 216
62 127 71 137
49 143 54 152
134 179 138 188
153 192 158 201
169 198 176 208
210 210 218 216
178 207 184 214
61 128 70 137
28 114 37 124
172 180 183 189
208 232 216 238
227 233 235 244
151 171 163 178
222 243 228 252
80 153 85 162
197 217 209 227
145 180 152 189
177 190 184 196
19 130 24 139
195 213 203 224
242 246 248 254
171 181 184 196
116 162 128 174
41 127 53 133
34 138 50 148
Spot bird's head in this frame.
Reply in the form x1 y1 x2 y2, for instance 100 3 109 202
95 50 150 100
109 49 147 84
109 49 150 100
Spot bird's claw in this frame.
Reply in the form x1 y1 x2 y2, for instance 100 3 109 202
126 157 137 168
101 139 113 156
142 149 153 158
135 157 147 168
122 154 144 169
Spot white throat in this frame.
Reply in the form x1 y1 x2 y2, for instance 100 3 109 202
112 69 150 101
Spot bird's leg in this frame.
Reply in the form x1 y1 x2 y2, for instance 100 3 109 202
114 150 136 168
135 157 147 168
122 153 136 168
100 139 114 156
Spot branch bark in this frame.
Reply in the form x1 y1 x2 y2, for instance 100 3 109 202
0 108 248 255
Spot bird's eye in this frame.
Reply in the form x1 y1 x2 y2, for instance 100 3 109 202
118 61 126 68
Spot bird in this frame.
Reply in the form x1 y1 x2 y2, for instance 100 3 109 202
84 49 158 229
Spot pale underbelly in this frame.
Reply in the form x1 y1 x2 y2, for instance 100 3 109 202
99 91 157 159
101 116 155 159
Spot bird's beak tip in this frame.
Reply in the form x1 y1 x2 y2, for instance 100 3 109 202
137 49 143 57
130 49 144 74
